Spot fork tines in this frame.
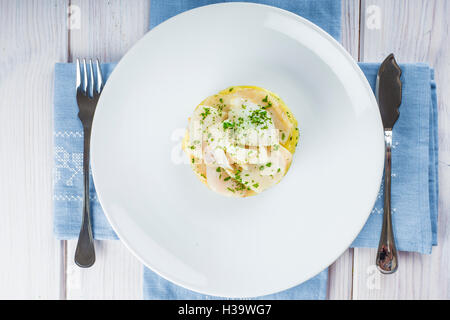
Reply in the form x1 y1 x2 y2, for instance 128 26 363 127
76 58 103 97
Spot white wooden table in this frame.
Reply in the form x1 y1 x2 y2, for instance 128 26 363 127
0 0 448 300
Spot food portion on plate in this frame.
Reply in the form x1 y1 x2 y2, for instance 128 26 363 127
183 86 299 197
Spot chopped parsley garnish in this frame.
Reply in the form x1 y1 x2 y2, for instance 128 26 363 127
261 95 272 109
262 102 272 109
249 109 271 127
282 132 286 140
216 167 221 172
224 176 231 181
223 121 235 130
229 87 233 92
252 183 259 188
227 187 235 193
234 170 242 183
266 162 272 167
234 181 246 191
216 104 224 116
259 165 265 171
221 105 272 134
200 107 210 120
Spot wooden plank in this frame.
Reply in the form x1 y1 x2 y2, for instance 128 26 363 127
68 0 150 62
327 247 354 300
353 0 450 299
0 0 68 299
341 0 361 60
327 0 361 300
65 0 150 300
66 240 143 299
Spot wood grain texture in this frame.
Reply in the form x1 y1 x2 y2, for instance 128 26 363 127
64 0 150 300
341 0 361 59
68 0 150 62
326 0 360 300
327 248 354 300
353 0 450 299
66 240 143 299
0 0 68 299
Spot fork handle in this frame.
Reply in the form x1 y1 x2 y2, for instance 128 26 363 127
376 130 398 274
75 124 96 268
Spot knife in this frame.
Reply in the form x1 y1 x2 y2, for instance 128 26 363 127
375 53 402 274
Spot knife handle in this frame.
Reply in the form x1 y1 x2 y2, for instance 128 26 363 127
376 130 398 274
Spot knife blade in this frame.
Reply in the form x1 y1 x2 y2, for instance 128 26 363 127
375 53 402 274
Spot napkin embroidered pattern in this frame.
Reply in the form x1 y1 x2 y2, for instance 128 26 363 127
53 63 117 240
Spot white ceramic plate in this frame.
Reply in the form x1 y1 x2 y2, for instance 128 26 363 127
91 3 384 297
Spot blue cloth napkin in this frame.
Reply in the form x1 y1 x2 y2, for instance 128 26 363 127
150 0 341 41
53 0 438 299
143 267 328 300
351 64 438 254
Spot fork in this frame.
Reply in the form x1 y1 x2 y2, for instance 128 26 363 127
74 58 103 268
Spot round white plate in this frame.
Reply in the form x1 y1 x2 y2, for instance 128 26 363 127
91 3 384 297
